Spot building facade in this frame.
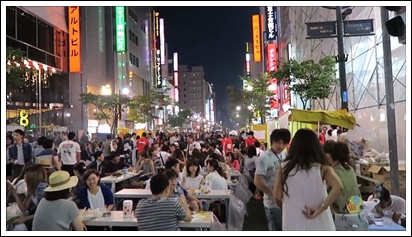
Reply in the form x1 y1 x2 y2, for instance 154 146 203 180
280 6 406 160
6 6 70 135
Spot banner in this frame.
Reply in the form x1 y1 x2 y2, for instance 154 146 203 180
69 6 81 72
252 15 261 62
265 7 278 41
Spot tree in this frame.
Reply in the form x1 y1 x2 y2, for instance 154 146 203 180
79 93 130 135
242 74 273 124
128 90 173 125
166 109 192 128
226 86 250 126
271 56 337 110
6 47 35 92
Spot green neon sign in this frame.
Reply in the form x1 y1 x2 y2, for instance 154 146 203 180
115 6 126 52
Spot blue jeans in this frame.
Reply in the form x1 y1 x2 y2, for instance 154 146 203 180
264 207 282 231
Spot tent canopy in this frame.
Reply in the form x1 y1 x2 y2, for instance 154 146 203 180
288 109 357 130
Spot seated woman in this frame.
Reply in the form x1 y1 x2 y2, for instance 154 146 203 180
9 164 49 231
205 159 227 190
181 158 204 190
226 152 240 172
78 169 114 211
136 150 155 181
32 171 85 231
368 185 406 223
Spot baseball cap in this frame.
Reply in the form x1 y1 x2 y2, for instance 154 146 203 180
373 185 390 201
229 130 238 136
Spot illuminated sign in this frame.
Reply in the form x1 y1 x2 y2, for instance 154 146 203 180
246 42 250 53
69 6 81 72
173 72 179 87
252 15 261 62
156 49 162 88
173 52 178 71
115 6 126 52
265 7 278 41
160 18 165 64
267 43 277 72
246 61 250 73
154 12 162 88
19 110 29 127
174 88 179 102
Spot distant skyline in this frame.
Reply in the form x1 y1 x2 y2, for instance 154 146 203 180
156 6 259 126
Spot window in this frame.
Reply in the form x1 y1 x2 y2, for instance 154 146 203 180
184 101 186 104
38 20 54 54
184 88 186 91
183 82 186 85
7 7 16 37
184 95 186 97
141 22 146 33
128 8 138 23
193 81 196 84
16 8 36 46
193 94 196 96
193 87 196 90
129 53 139 68
129 29 138 46
183 74 186 77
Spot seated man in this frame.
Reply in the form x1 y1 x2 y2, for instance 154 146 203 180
104 152 125 176
368 185 406 223
135 173 191 231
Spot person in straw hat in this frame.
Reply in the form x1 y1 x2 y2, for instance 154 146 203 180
32 171 86 231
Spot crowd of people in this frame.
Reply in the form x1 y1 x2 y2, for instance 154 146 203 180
5 126 406 231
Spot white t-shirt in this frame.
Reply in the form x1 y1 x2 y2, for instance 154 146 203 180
256 148 264 157
205 171 227 190
368 195 406 215
87 187 105 210
57 140 81 165
243 156 258 176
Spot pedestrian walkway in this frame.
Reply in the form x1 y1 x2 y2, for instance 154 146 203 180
242 199 268 231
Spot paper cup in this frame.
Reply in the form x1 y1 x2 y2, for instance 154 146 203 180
123 200 133 218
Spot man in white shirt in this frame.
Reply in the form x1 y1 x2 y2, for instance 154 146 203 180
186 135 201 155
57 132 81 176
254 141 264 157
369 186 406 223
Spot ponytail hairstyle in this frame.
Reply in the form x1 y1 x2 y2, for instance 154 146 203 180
207 158 223 177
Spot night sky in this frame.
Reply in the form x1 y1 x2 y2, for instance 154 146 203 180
155 6 259 126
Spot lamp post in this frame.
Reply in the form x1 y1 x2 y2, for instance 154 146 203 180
322 6 352 110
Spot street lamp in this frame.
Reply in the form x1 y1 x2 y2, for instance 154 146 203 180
236 106 241 111
121 87 130 95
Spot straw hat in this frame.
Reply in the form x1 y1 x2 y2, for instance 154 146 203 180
45 171 78 192
37 159 52 167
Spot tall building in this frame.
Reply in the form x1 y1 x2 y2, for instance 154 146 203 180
178 65 208 116
66 6 154 134
6 6 70 135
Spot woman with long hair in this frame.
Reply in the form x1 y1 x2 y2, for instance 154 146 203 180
205 159 227 190
182 158 204 190
9 164 49 231
274 128 343 231
169 148 186 168
226 152 240 171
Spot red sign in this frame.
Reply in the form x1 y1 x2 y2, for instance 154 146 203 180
267 43 277 73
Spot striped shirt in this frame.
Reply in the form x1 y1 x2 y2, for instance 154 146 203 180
136 198 187 231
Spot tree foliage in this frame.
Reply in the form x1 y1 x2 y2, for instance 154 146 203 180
128 89 173 124
6 47 36 92
79 93 130 135
271 56 337 109
166 109 192 128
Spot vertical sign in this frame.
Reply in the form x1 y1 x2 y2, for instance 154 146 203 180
267 43 277 72
160 18 166 65
69 6 81 72
154 12 162 88
115 6 126 52
252 15 261 62
265 7 278 41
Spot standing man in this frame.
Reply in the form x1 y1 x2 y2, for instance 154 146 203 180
57 132 81 176
137 132 150 155
9 129 33 179
101 134 112 164
254 128 291 231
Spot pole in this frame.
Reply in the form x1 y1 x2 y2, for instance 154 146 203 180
336 7 348 110
380 7 400 196
38 69 42 135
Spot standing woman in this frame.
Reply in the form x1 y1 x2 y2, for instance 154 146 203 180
274 128 343 231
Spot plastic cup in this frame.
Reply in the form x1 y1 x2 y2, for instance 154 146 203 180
383 210 393 224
